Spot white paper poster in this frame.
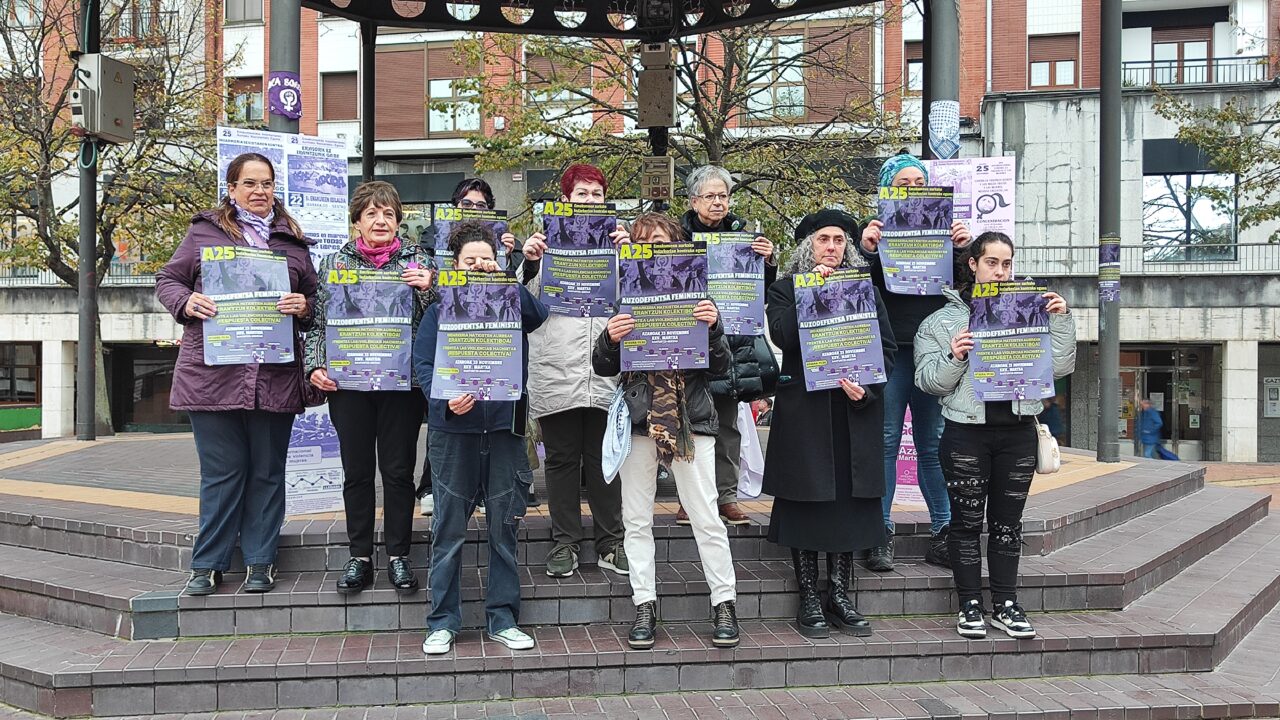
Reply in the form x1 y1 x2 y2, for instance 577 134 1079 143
1264 377 1280 419
926 156 1017 241
217 125 351 516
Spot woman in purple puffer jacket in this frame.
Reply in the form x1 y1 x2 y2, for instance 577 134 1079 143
155 152 318 597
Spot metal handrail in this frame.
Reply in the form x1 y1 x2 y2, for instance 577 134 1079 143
1121 56 1272 87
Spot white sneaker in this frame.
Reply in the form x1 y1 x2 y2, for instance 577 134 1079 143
419 493 434 516
487 626 535 650
422 629 456 655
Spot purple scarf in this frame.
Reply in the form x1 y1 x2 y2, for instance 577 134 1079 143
233 200 274 249
356 236 402 269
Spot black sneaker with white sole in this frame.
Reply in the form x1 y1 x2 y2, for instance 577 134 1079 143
956 598 987 638
990 600 1036 638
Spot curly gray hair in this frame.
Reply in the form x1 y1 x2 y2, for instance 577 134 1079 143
685 165 734 198
782 232 869 277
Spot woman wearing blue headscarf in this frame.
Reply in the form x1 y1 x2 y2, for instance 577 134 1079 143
858 152 972 572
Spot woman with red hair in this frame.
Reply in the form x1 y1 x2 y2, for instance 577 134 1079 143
519 164 632 580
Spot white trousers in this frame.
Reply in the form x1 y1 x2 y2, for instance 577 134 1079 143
620 434 737 607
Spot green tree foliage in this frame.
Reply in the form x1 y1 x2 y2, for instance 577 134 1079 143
0 0 225 284
1155 89 1280 243
450 10 907 248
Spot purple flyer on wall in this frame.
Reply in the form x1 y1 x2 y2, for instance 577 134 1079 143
540 201 618 317
431 272 524 402
430 207 510 269
324 269 414 391
876 186 955 295
701 231 764 336
200 246 294 365
968 280 1055 402
794 268 887 391
618 242 709 371
1099 237 1121 303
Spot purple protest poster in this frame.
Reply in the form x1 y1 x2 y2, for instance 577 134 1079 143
200 246 294 365
1099 237 1121 303
968 280 1055 401
431 271 524 401
794 268 887 391
431 207 510 269
877 186 955 295
267 71 303 120
541 201 618 317
618 241 709 371
701 231 764 336
324 269 414 391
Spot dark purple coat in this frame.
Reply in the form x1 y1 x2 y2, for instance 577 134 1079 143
155 210 318 414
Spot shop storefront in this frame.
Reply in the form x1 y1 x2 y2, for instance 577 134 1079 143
1118 345 1212 461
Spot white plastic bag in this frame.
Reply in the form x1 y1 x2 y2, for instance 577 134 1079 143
737 402 765 499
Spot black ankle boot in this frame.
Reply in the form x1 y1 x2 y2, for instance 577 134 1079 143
824 552 872 637
793 549 829 638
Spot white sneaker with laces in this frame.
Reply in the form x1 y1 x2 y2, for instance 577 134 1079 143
419 493 434 516
422 629 456 655
487 626 536 650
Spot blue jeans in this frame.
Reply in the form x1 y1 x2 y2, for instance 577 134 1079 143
1142 442 1158 458
427 429 532 635
881 349 951 533
188 410 295 570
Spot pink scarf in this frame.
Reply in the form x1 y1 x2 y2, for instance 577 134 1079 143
356 236 401 268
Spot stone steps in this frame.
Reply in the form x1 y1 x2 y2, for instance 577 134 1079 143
0 484 1259 640
0 510 1276 716
0 460 1204 574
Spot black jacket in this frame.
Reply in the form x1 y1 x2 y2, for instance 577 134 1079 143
680 210 780 401
591 318 732 436
859 243 970 348
760 278 898 502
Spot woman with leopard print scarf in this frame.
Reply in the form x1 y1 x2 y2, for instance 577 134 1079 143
591 212 740 652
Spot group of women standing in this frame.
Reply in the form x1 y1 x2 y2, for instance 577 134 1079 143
158 151 1076 656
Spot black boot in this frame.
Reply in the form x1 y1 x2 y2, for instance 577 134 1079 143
824 552 872 637
792 549 830 638
629 600 658 649
866 526 894 572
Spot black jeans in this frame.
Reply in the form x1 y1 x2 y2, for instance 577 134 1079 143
328 389 425 558
939 420 1037 607
539 407 623 554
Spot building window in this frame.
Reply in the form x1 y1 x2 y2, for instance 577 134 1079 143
1028 34 1079 89
225 0 261 24
904 41 923 95
321 72 357 121
745 34 806 121
1152 27 1211 85
5 0 40 26
226 77 263 125
526 54 593 130
428 79 479 134
0 343 39 405
1141 172 1237 261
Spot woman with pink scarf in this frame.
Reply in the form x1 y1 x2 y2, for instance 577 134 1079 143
303 181 437 595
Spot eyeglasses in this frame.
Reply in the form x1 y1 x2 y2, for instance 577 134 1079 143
458 199 490 210
235 180 275 192
695 193 729 203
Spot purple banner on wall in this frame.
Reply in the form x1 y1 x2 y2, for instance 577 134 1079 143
268 71 303 120
967 280 1055 402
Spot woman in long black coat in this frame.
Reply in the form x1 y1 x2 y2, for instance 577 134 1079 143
763 209 897 639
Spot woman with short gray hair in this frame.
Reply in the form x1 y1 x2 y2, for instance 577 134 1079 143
678 165 779 528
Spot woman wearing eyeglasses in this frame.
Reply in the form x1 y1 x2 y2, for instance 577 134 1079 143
677 165 779 528
155 152 317 596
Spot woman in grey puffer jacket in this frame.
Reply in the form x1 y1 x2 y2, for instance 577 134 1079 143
915 231 1076 643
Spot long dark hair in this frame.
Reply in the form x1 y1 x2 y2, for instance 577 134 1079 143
215 153 304 242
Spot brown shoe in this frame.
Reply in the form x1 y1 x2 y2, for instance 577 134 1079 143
675 505 691 526
719 502 751 526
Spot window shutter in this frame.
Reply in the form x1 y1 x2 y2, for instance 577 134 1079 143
1028 34 1079 63
321 73 357 121
374 47 426 140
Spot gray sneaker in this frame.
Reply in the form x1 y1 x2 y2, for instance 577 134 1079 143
545 544 579 578
598 544 629 575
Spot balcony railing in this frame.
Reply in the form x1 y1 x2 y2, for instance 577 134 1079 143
1122 56 1272 87
104 9 178 45
1015 242 1280 277
0 264 157 288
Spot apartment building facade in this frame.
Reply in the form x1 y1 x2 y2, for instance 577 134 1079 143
3 0 1278 461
